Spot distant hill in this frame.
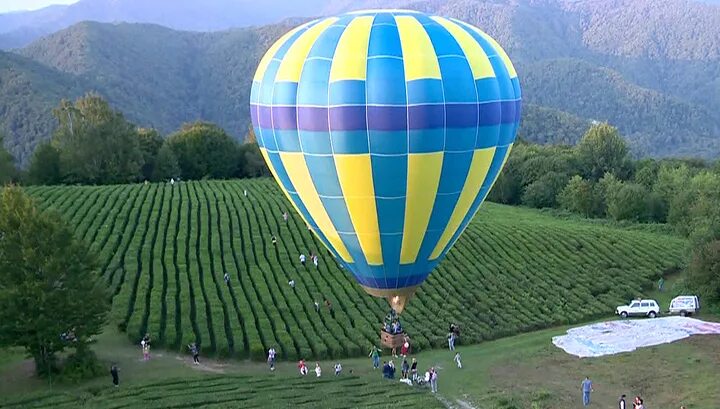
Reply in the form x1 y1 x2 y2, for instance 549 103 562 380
0 0 328 49
2 0 720 164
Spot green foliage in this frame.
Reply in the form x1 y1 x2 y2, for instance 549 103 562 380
52 94 143 184
152 143 180 181
688 240 720 305
166 122 240 180
137 128 164 181
521 171 569 209
606 182 649 222
577 123 632 181
58 343 105 383
0 186 110 376
27 143 61 185
557 175 598 217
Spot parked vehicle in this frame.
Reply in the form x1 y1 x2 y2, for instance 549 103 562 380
668 295 700 317
616 299 660 318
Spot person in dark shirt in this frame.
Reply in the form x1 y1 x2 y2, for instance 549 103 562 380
110 364 119 387
410 357 418 382
382 361 390 378
619 394 626 409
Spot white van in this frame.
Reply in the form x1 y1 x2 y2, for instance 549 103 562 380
668 296 700 316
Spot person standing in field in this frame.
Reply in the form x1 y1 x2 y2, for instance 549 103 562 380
313 255 319 268
430 368 438 393
243 189 247 197
581 376 593 406
189 342 200 364
289 279 295 289
267 347 276 371
271 235 277 246
223 272 230 286
110 364 119 387
299 253 306 266
454 352 462 368
618 394 626 409
282 212 288 222
315 362 322 377
658 276 665 291
298 359 308 376
448 331 456 351
401 358 409 379
410 357 418 381
334 362 342 376
314 300 320 312
369 345 380 369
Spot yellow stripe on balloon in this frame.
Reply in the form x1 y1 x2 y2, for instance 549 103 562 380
429 147 495 260
454 19 517 78
275 17 339 82
334 154 383 265
278 152 354 262
260 148 313 227
329 16 374 82
394 15 441 80
430 16 495 79
400 152 443 264
253 21 314 83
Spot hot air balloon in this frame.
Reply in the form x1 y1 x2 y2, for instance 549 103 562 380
250 9 521 313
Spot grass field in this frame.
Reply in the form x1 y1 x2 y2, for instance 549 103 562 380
24 178 687 362
1 320 718 408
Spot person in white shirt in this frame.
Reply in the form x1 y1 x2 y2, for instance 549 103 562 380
315 362 322 377
334 363 342 376
454 352 462 369
299 254 306 265
267 347 276 371
289 279 295 289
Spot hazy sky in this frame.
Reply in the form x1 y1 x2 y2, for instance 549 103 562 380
0 0 79 13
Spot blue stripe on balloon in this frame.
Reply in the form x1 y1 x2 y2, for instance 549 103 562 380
366 58 407 105
476 124 501 150
409 129 444 153
437 57 477 103
368 14 402 57
406 79 444 105
371 153 407 288
275 129 302 152
414 150 473 263
258 127 277 151
369 130 407 155
303 155 343 196
331 130 370 154
297 59 331 106
299 130 333 155
445 128 476 152
273 82 299 106
329 80 366 106
475 78 501 102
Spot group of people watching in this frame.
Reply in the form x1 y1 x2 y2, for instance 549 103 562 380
383 309 403 335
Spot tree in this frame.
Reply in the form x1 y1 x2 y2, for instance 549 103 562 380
27 143 62 185
0 186 109 376
577 123 632 181
688 240 720 305
606 182 649 221
557 175 598 217
238 142 270 178
52 94 143 184
166 122 239 180
521 171 569 208
0 133 18 184
152 143 180 181
137 128 164 181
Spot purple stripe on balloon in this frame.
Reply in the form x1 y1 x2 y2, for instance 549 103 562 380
368 105 407 131
250 100 521 132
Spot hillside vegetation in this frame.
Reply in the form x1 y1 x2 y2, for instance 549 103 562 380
26 178 685 360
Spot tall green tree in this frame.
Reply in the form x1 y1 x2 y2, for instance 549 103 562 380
137 128 164 181
0 133 18 184
557 175 598 217
521 171 569 209
27 143 62 185
152 143 180 181
577 123 632 180
166 122 239 180
688 240 720 305
606 182 649 221
52 94 143 184
0 186 109 376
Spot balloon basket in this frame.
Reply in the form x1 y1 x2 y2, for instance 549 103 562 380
380 330 406 349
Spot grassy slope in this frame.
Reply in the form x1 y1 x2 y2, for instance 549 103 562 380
22 179 687 363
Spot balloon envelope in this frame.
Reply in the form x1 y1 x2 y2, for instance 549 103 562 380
250 9 521 312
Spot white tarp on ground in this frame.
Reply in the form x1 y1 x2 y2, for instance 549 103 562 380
552 317 720 358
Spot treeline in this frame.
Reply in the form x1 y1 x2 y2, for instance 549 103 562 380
0 93 269 186
490 123 720 306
